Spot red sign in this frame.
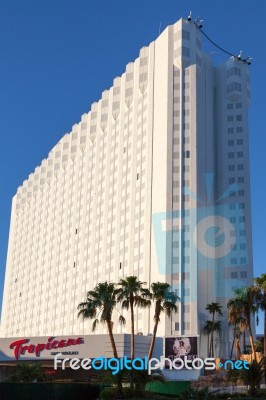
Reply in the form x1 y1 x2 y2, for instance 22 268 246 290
10 337 84 360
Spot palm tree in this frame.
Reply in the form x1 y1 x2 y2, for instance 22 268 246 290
227 298 247 359
11 364 46 382
231 287 258 361
254 273 266 381
77 282 125 396
147 282 179 360
117 276 151 360
202 320 221 358
254 274 266 359
77 282 125 359
205 302 223 358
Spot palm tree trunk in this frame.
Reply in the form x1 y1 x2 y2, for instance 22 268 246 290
106 320 124 396
148 318 159 360
243 331 246 353
230 326 236 359
264 310 266 383
248 317 257 362
106 319 118 358
130 299 135 360
264 310 266 359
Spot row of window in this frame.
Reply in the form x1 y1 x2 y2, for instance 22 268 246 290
228 164 244 171
228 151 244 158
175 322 190 331
227 102 242 110
228 139 243 145
228 127 243 134
231 271 247 278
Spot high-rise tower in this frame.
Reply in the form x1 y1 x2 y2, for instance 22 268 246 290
1 18 252 358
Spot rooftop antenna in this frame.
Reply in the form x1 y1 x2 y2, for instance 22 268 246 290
194 17 204 29
237 50 243 60
187 11 192 22
190 14 252 65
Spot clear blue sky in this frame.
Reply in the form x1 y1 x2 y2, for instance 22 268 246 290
0 0 265 333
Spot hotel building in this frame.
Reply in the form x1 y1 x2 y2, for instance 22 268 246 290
1 18 253 359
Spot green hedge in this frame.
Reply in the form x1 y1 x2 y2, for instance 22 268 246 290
0 383 101 400
146 381 191 396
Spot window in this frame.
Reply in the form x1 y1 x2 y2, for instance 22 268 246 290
175 322 180 331
184 288 190 296
238 189 244 196
239 216 245 222
227 82 242 93
236 115 242 122
227 103 233 110
183 30 190 40
230 204 236 210
228 128 234 134
184 304 190 313
229 165 235 171
238 164 244 171
183 322 190 330
237 139 243 145
239 203 245 209
240 243 246 250
230 217 236 223
237 151 243 158
227 66 241 77
231 271 238 279
231 258 237 265
240 257 247 264
240 229 246 236
229 178 235 184
228 116 234 122
237 127 243 133
241 271 247 278
185 151 190 158
228 152 234 159
236 102 242 109
228 140 234 146
182 46 190 57
238 177 244 183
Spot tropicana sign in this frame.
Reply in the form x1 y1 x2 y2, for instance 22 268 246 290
10 337 84 360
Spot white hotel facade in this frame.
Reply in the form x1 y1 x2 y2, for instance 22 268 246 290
1 18 253 358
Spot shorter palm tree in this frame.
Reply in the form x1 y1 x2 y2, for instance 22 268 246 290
205 302 223 358
11 364 46 382
148 282 179 360
202 320 221 358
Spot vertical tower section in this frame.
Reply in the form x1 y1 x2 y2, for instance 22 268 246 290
215 58 253 356
151 18 216 351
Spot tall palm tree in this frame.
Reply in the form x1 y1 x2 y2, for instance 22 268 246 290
205 302 223 358
147 282 179 360
227 299 247 360
254 273 266 380
117 276 151 360
77 282 125 395
254 274 266 360
231 287 258 361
